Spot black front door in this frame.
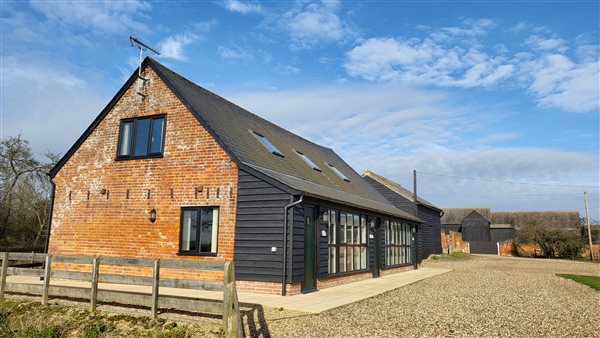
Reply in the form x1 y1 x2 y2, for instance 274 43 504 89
302 205 317 293
372 218 381 278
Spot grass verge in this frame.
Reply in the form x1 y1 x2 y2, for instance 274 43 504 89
557 274 600 291
0 298 222 337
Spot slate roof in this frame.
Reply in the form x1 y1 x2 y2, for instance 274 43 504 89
362 170 442 212
51 57 419 222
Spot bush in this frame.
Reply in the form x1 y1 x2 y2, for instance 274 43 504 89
515 218 583 258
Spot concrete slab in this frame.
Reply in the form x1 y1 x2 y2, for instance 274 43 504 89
5 267 451 314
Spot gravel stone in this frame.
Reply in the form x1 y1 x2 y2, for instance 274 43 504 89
253 255 600 337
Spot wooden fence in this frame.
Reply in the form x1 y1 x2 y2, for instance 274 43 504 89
0 252 242 337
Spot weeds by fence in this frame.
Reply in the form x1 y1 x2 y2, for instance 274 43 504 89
0 252 242 337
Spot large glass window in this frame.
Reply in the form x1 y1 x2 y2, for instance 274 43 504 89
180 207 219 255
117 115 165 158
325 209 367 274
385 220 412 266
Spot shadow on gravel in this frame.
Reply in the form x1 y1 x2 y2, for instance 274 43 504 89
241 303 271 338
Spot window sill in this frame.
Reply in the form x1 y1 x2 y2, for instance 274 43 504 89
177 252 218 257
115 154 164 161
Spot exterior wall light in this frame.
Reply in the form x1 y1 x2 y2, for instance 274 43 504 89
149 209 157 223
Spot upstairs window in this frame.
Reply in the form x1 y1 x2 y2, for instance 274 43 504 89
250 130 284 157
294 150 321 172
117 115 165 159
327 163 350 182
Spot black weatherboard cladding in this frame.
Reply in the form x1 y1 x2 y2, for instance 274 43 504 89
461 211 491 242
363 173 442 259
234 170 291 282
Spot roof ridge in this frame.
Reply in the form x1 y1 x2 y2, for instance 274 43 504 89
363 170 441 211
147 57 334 153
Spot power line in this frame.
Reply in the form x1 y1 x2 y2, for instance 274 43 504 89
417 171 600 189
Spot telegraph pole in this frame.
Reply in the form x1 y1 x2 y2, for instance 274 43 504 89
584 192 594 261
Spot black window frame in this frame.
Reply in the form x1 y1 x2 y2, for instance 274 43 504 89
324 209 368 276
116 114 167 160
178 206 219 256
384 219 413 267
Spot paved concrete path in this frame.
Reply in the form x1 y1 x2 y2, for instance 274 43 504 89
6 266 450 314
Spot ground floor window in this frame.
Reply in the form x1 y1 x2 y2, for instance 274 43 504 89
324 209 367 274
385 220 412 266
179 206 219 255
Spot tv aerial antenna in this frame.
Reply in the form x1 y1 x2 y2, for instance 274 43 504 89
129 34 160 98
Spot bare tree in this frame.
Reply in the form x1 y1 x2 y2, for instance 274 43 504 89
0 135 58 249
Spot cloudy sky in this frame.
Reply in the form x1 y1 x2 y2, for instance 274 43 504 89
2 0 599 218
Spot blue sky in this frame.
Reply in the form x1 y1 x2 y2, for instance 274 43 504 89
2 0 599 218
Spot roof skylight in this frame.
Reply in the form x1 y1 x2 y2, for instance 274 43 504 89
294 150 322 172
250 130 284 157
327 163 350 182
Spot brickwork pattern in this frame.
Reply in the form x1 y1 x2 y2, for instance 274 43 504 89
48 67 238 281
441 230 470 254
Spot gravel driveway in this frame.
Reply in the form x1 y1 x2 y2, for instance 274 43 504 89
251 255 599 337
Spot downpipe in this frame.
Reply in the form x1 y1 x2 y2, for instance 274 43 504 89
281 195 303 296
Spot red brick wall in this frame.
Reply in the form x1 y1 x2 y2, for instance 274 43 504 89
441 230 470 254
48 67 238 278
498 240 516 256
236 265 415 295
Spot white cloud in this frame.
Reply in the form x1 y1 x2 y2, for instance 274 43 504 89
345 36 514 87
226 83 599 216
1 56 106 156
523 54 599 113
217 46 253 60
525 35 568 52
222 0 262 14
29 0 151 34
344 20 599 113
281 0 355 49
158 32 198 61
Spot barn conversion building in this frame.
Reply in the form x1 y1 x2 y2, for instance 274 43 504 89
362 171 442 259
46 57 424 296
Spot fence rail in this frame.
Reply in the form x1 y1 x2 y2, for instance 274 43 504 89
0 252 242 337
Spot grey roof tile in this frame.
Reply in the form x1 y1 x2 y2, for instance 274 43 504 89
149 58 420 222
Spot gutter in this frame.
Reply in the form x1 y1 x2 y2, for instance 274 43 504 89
281 194 303 296
44 175 56 254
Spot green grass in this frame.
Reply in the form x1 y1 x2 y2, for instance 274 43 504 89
449 252 472 260
557 274 600 291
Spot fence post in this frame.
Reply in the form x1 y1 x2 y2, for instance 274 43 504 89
90 256 100 312
42 255 52 306
151 259 160 319
223 261 242 338
223 261 232 334
0 252 8 299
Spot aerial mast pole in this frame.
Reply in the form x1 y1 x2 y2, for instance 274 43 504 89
129 35 160 98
